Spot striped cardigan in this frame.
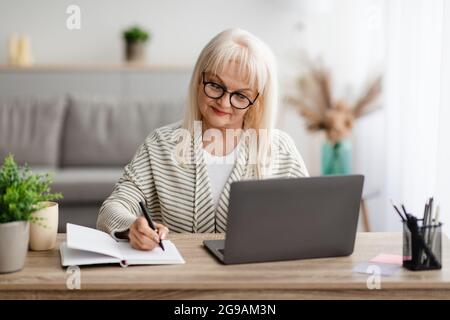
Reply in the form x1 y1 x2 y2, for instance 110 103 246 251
97 121 309 236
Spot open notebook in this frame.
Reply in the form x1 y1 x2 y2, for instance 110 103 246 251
60 223 185 267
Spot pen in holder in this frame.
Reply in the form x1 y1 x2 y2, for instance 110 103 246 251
403 220 442 271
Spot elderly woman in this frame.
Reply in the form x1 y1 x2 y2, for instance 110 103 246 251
97 28 309 250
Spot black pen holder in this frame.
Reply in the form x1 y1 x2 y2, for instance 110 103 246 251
403 221 442 271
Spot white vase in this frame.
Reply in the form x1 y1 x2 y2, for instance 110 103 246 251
29 201 59 251
0 221 30 273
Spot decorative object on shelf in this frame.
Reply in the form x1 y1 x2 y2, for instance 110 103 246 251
123 25 150 64
0 155 62 273
8 34 34 67
8 34 19 65
286 58 382 175
29 201 59 251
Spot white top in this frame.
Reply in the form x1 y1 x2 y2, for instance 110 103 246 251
203 147 237 208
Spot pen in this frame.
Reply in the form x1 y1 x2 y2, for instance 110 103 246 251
139 201 165 251
401 204 408 217
429 197 434 225
434 205 440 225
427 197 434 246
423 201 429 260
431 205 441 254
390 200 406 221
423 203 429 224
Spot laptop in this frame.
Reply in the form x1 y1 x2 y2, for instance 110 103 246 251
203 175 364 264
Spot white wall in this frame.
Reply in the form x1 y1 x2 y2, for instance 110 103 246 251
0 0 315 173
382 0 448 233
0 0 303 65
278 0 386 231
0 0 387 229
436 1 450 237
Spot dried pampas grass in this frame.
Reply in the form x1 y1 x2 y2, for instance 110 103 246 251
286 59 382 145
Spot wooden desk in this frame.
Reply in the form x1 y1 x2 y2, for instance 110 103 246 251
1 233 449 299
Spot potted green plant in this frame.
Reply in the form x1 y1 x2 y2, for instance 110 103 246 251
0 155 62 273
123 25 150 63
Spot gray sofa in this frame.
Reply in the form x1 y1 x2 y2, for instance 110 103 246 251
0 95 185 232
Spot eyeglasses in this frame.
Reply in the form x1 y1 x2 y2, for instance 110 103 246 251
202 72 259 110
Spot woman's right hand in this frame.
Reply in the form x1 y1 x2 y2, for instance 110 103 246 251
128 217 163 251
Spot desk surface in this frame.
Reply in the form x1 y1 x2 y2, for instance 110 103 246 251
1 233 449 299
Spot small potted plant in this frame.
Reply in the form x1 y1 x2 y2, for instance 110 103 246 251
123 25 150 63
0 155 62 273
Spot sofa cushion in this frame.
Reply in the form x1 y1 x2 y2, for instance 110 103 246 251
0 96 66 167
32 167 123 204
61 95 185 167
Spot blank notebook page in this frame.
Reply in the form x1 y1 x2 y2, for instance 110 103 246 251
67 223 122 259
117 240 184 264
60 242 119 266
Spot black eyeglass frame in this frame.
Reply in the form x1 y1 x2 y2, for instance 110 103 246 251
201 72 259 110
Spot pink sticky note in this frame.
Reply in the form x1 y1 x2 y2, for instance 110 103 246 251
370 254 403 265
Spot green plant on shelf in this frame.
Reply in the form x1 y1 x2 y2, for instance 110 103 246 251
123 25 150 43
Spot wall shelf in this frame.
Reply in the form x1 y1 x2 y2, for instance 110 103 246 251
0 64 193 73
0 64 192 99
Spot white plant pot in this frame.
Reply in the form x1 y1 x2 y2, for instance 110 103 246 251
29 201 59 251
0 220 30 273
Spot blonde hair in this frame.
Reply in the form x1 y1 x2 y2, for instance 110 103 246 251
180 28 279 178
